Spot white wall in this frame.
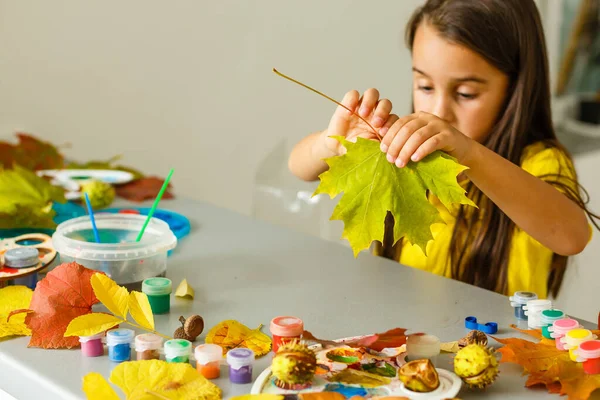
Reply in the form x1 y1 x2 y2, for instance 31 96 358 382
0 0 418 215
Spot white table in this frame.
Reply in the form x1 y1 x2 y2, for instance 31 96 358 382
0 199 597 399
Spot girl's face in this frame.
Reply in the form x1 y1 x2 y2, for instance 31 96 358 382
412 22 510 143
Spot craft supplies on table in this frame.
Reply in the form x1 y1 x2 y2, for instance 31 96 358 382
464 316 498 334
164 339 192 363
134 333 163 361
406 334 441 363
540 309 566 339
270 316 304 353
107 329 135 363
573 340 600 375
0 233 57 288
79 333 104 357
36 169 135 201
549 318 582 350
509 291 538 320
100 207 190 243
195 344 223 379
523 299 552 329
560 328 597 362
227 348 255 384
142 277 172 314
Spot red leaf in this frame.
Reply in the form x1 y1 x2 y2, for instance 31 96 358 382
0 133 64 170
303 328 410 352
115 177 174 202
25 262 102 349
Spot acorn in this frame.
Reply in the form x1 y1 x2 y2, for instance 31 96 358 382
174 327 194 341
173 315 204 341
398 359 440 393
271 340 317 389
458 330 488 348
453 343 499 389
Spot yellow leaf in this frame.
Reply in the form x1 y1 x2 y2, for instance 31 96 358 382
110 359 221 400
64 313 124 337
82 372 120 400
440 341 460 353
231 396 283 400
205 320 272 357
91 273 129 319
0 285 33 338
174 279 194 299
128 291 154 331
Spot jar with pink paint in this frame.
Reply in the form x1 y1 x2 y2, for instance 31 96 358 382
79 333 104 357
548 318 580 350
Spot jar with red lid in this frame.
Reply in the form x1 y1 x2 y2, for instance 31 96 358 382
574 340 600 375
270 316 303 353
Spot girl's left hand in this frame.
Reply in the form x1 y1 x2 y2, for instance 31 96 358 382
379 111 473 168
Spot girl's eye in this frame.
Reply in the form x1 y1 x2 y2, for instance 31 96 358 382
418 86 433 93
457 92 477 100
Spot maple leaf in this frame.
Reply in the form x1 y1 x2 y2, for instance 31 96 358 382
25 262 101 349
314 137 475 256
0 133 64 171
115 177 174 202
303 327 410 352
205 320 272 357
0 286 33 338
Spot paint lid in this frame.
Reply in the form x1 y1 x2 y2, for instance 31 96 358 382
135 333 163 352
270 316 304 337
227 348 254 368
195 344 223 364
164 339 192 358
560 329 595 348
509 291 537 306
574 340 600 361
523 299 552 315
549 318 580 337
106 328 135 346
79 333 104 343
142 277 172 296
4 248 39 268
540 309 565 324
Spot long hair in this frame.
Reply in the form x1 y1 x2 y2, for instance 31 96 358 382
377 0 599 297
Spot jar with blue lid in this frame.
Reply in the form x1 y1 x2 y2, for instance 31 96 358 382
509 291 537 320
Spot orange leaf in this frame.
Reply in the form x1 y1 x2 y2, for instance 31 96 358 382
508 323 543 339
25 262 101 348
0 133 64 170
303 328 410 352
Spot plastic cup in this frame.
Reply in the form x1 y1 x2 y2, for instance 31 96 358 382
270 316 303 353
135 333 163 360
107 329 134 363
227 348 254 384
142 277 172 314
195 344 223 379
164 339 192 363
509 291 537 320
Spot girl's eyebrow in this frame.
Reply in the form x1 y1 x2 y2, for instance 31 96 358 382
412 67 488 84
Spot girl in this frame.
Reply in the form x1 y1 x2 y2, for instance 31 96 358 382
288 0 599 298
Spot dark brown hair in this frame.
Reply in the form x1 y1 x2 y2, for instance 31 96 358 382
377 0 599 297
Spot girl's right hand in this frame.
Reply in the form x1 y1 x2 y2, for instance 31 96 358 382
314 88 398 157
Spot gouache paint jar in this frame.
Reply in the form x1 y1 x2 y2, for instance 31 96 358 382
549 318 581 351
227 348 254 384
107 329 134 363
270 316 303 353
164 339 192 363
79 333 104 357
142 277 172 314
509 291 537 320
135 333 163 360
195 344 223 379
540 309 566 339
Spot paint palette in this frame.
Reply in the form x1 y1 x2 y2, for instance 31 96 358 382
37 169 135 200
0 233 57 281
251 338 462 400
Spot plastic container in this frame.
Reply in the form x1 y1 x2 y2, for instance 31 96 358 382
52 214 177 289
540 309 566 339
135 333 163 360
573 340 600 375
107 329 134 363
270 316 303 353
406 334 441 363
164 339 192 363
195 344 223 379
227 348 254 384
523 299 552 329
509 291 537 320
549 318 581 350
79 333 104 357
560 329 597 362
142 277 172 314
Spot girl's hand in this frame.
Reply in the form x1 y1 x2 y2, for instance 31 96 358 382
314 89 398 158
380 111 473 167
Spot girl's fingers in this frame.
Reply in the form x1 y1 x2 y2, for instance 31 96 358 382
384 118 428 162
371 98 392 128
379 114 399 137
411 133 447 163
337 90 360 117
357 88 380 118
380 114 418 151
395 124 438 167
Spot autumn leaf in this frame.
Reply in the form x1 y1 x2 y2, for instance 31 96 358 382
314 137 475 256
0 165 66 229
91 273 129 319
25 262 101 349
175 279 194 299
115 177 174 202
64 313 124 337
128 291 154 331
303 327 410 352
0 286 33 338
82 373 120 400
205 320 272 357
0 133 64 171
329 369 391 387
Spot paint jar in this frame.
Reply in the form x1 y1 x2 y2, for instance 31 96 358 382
270 316 304 353
107 328 134 363
79 333 104 357
406 334 441 364
523 299 552 329
5 248 41 290
573 340 600 375
509 291 537 320
142 277 172 314
195 344 223 379
549 318 581 350
540 309 566 339
227 348 254 384
164 339 192 363
560 329 597 362
135 333 163 360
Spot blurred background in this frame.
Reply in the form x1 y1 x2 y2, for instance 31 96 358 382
0 0 598 321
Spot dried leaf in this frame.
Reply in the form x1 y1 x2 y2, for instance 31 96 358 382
25 262 101 348
303 328 409 352
82 372 120 400
128 291 154 331
0 286 33 338
64 313 123 337
314 137 475 256
440 341 460 353
0 133 64 170
91 273 129 319
108 359 221 400
175 279 194 299
205 320 272 357
329 369 391 387
115 177 174 202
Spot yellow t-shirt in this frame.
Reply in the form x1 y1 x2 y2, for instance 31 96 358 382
398 142 580 298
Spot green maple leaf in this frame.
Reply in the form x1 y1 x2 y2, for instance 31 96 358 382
314 137 476 256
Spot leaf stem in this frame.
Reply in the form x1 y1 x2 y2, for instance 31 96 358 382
273 68 383 141
124 320 172 340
